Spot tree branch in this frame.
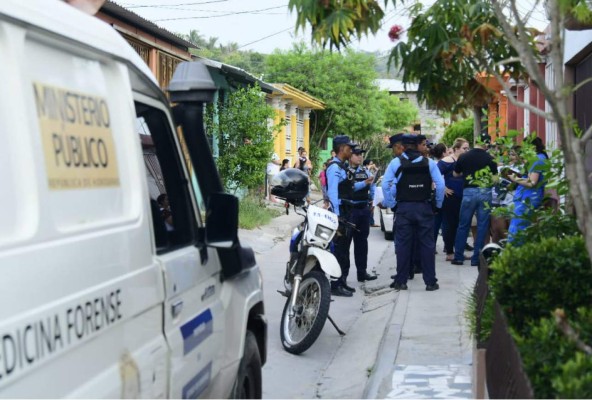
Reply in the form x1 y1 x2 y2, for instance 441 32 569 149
491 0 548 95
580 123 592 143
572 76 592 93
554 309 592 356
486 65 555 120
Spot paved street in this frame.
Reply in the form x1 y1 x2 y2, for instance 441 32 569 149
239 203 478 399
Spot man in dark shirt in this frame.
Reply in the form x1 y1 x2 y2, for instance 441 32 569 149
451 142 498 266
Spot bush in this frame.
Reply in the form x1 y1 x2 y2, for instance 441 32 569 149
489 235 592 334
441 118 473 145
554 350 592 398
515 307 592 399
239 196 281 229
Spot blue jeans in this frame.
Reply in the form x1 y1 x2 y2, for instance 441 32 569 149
454 187 492 265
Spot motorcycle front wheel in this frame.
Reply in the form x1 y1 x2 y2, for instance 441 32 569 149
280 269 331 355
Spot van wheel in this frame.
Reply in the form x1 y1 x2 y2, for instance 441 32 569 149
233 331 262 399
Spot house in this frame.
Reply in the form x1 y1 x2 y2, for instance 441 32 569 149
268 84 325 165
96 1 196 89
375 79 448 141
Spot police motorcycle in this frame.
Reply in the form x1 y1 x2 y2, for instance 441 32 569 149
270 169 345 354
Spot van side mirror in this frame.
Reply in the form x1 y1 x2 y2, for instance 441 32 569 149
205 192 238 248
205 193 256 280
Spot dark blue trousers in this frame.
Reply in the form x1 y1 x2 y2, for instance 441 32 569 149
350 207 371 277
394 202 437 286
332 208 353 288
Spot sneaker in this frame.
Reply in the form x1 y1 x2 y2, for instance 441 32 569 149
331 286 354 297
426 283 440 291
471 261 480 267
342 283 356 292
357 273 378 282
465 243 474 251
451 260 464 266
389 281 408 290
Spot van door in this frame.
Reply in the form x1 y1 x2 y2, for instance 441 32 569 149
133 94 225 399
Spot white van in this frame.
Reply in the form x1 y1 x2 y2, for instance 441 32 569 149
0 1 266 398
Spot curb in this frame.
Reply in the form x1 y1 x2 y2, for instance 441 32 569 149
363 287 409 399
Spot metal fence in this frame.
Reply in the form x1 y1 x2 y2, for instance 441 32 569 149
474 256 490 348
485 302 534 399
476 255 534 399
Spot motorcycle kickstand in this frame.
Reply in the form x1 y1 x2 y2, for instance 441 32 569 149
327 314 346 336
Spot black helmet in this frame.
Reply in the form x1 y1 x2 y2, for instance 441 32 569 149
481 243 503 265
271 168 309 202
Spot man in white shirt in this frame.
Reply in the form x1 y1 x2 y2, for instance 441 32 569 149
267 152 281 201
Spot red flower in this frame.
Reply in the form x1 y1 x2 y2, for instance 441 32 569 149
388 25 404 42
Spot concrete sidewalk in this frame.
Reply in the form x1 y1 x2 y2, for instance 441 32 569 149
365 236 478 399
239 196 478 399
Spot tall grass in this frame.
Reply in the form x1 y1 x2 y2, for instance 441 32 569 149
239 196 282 229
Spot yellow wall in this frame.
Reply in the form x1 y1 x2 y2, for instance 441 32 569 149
303 109 311 154
273 109 281 156
290 107 298 158
279 108 286 159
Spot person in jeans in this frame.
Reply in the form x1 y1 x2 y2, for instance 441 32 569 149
437 138 470 261
451 141 498 266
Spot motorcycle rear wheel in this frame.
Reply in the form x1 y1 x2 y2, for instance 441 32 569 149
280 270 330 355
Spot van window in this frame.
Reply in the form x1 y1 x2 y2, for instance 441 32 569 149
135 102 197 253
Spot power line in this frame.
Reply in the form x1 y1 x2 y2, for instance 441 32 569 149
154 5 287 21
123 0 228 8
237 27 293 50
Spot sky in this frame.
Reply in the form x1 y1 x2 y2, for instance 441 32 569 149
119 0 424 54
119 0 549 54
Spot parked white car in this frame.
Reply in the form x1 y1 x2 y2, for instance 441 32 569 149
375 186 394 241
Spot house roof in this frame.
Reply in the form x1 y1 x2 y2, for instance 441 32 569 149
200 58 277 93
375 79 418 93
270 84 325 110
101 1 197 51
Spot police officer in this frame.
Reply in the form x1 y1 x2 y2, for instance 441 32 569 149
381 135 445 291
348 148 378 283
326 135 372 297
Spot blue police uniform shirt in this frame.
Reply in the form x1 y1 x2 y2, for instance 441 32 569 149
327 157 370 216
381 153 445 209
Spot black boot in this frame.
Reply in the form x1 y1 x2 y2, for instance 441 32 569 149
357 272 377 282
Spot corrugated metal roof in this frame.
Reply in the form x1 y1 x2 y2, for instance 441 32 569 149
200 58 277 94
100 1 197 50
375 79 418 93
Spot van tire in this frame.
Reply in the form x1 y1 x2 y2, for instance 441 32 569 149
232 331 262 399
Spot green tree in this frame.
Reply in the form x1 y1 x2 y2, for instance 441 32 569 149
265 44 396 165
380 90 418 131
289 0 525 142
182 30 267 76
205 85 280 194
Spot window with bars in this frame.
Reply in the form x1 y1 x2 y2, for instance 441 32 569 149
158 52 183 90
125 36 150 65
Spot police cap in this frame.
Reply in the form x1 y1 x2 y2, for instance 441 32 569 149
401 134 418 145
352 148 367 155
333 135 357 148
386 133 405 148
